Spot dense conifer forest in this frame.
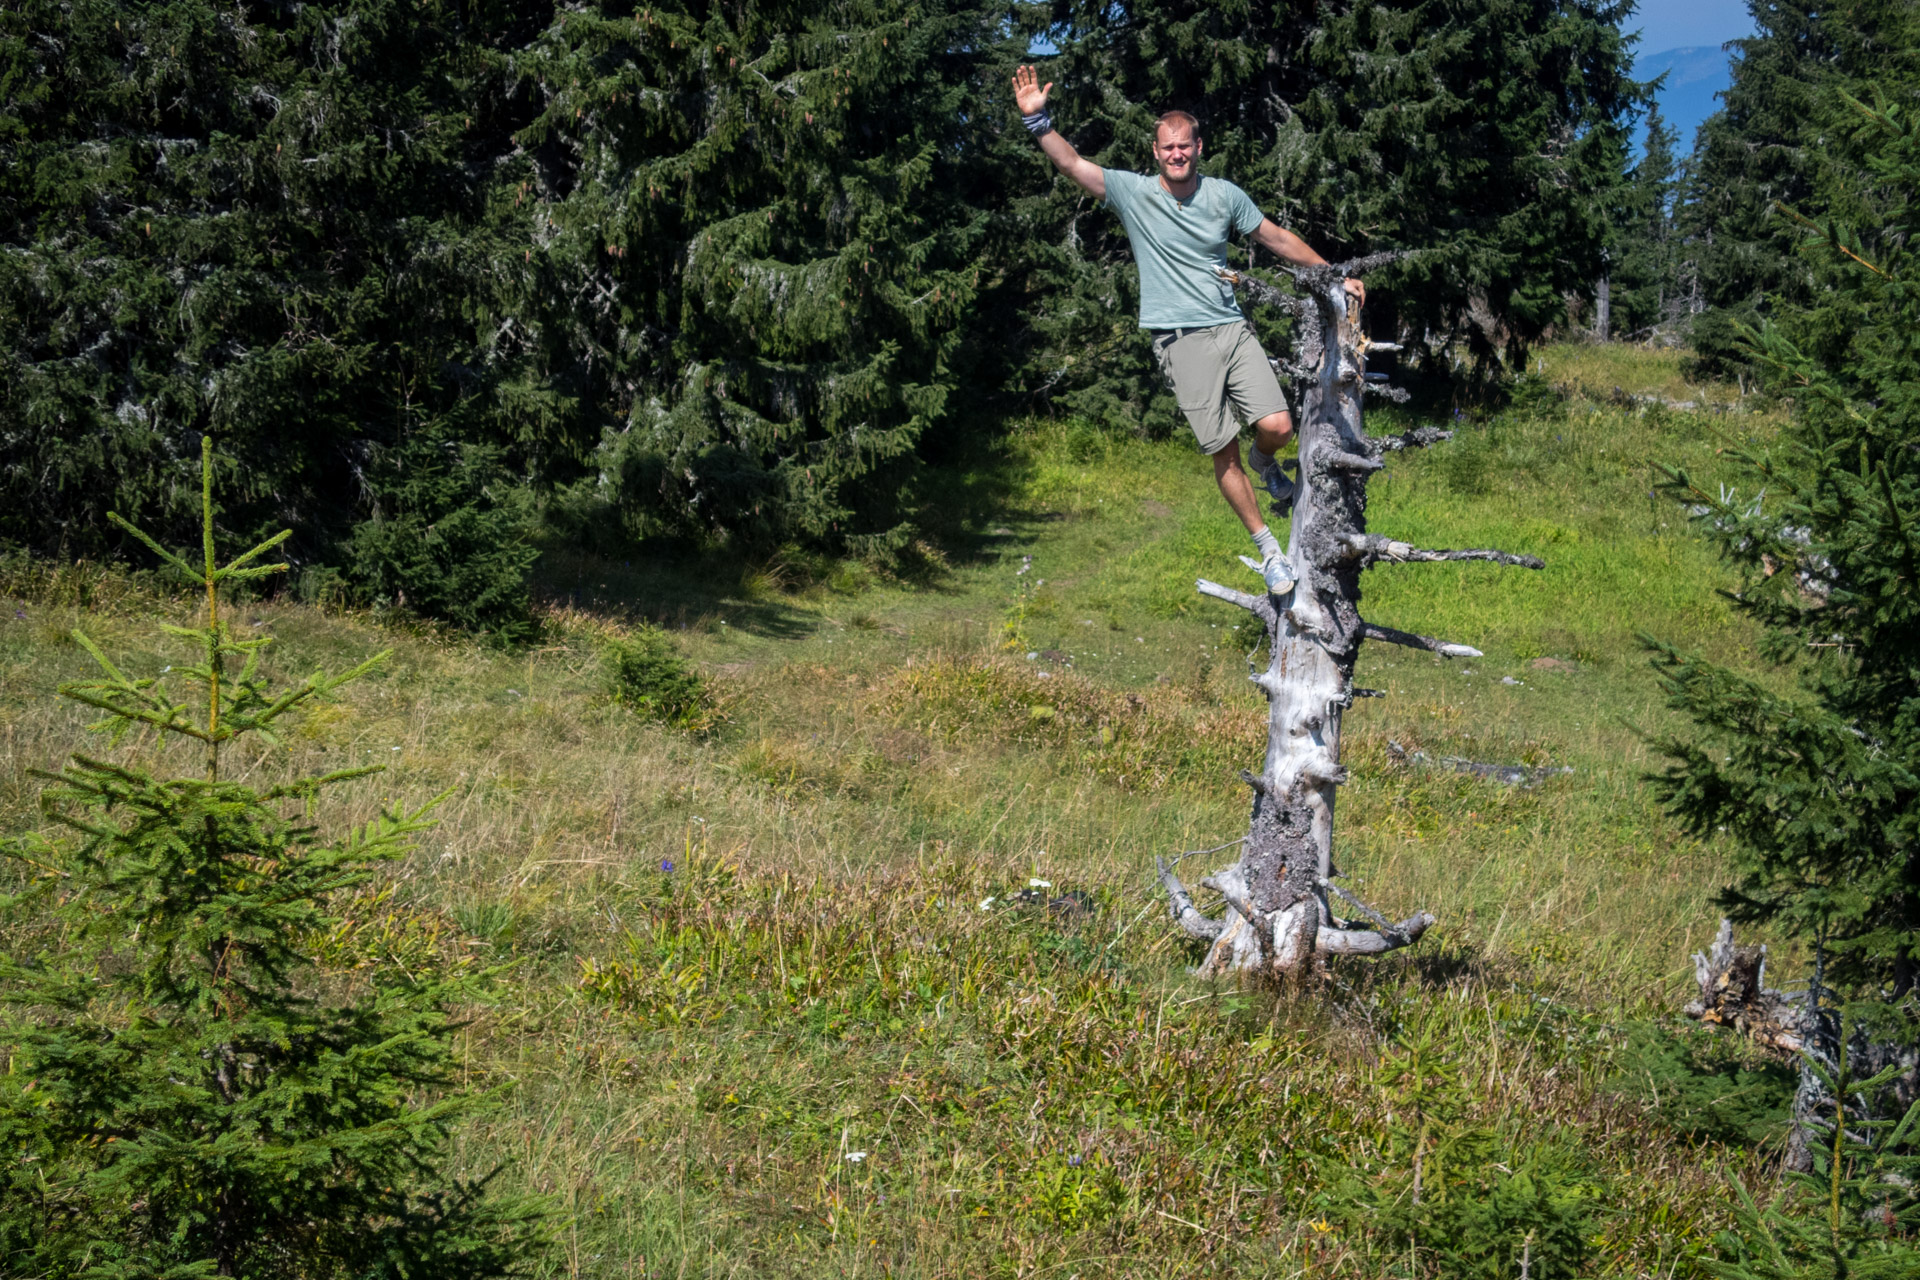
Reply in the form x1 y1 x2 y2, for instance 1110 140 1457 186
3 0 1646 635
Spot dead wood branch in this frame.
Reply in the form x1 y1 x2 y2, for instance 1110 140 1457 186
1361 621 1483 659
1157 856 1225 940
1340 534 1546 570
1372 426 1454 453
1194 578 1276 617
1319 449 1385 475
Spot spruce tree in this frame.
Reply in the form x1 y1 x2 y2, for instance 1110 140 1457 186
1609 104 1684 339
0 0 1021 577
1649 90 1920 1002
0 439 541 1276
505 0 1021 556
1677 0 1920 374
0 0 550 637
1707 1024 1920 1279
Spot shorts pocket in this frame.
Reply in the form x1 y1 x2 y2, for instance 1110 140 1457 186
1158 332 1219 412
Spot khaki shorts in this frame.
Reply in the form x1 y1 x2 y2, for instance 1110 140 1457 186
1149 320 1290 455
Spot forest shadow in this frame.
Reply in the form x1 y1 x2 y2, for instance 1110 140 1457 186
530 421 1058 630
532 543 819 640
909 425 1054 577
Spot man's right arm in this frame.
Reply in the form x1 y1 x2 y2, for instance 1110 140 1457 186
1012 65 1105 201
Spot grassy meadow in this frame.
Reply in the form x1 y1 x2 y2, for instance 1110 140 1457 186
2 347 1805 1277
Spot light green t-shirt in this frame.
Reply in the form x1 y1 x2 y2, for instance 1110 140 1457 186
1101 169 1265 329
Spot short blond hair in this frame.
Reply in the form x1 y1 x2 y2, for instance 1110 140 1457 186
1155 110 1201 144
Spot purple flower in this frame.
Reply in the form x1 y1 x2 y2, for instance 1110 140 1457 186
1068 1154 1082 1167
661 859 675 873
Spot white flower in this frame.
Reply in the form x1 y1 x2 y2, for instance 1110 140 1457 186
978 897 996 911
1029 878 1052 889
846 1151 867 1163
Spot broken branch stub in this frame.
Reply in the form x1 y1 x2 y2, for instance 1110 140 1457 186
1160 259 1544 976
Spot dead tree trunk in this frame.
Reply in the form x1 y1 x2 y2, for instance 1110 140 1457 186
1159 258 1544 976
1685 918 1920 1171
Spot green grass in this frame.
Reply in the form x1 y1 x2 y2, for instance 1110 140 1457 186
1533 342 1749 409
0 352 1804 1277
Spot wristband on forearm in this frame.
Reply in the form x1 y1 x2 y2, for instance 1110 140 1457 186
1022 110 1054 137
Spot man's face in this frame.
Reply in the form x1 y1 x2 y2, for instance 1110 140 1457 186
1153 123 1200 185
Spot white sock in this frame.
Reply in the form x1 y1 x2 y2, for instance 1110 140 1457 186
1249 446 1276 475
1251 526 1282 561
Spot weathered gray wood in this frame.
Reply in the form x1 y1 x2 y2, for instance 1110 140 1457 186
1158 260 1543 974
1684 918 1806 1051
1683 919 1919 1172
1362 622 1483 660
1339 534 1546 570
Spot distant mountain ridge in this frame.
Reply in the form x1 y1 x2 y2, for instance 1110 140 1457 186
1636 44 1738 154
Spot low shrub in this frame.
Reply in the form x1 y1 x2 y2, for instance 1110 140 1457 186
604 626 714 731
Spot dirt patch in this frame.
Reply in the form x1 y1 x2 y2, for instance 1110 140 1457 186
1141 499 1174 519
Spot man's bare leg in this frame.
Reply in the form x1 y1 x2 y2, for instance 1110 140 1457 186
1212 440 1267 534
1213 440 1295 593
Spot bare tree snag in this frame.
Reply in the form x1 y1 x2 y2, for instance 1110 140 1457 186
1683 919 1919 1172
1159 260 1544 976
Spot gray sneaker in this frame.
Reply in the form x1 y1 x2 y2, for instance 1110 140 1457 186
1250 454 1296 512
1239 553 1296 596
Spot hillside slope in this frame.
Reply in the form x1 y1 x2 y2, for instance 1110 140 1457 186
0 348 1797 1277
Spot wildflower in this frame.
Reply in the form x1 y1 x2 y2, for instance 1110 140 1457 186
1068 1154 1082 1167
1028 878 1052 889
1311 1218 1333 1233
978 896 995 911
846 1151 867 1163
661 859 675 873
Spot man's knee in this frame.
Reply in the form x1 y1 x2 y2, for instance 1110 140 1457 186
1254 410 1294 442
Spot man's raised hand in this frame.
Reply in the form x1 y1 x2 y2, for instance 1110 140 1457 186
1012 64 1051 116
1013 65 1102 197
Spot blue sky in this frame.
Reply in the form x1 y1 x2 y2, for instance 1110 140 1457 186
1629 0 1755 56
1628 1 1758 153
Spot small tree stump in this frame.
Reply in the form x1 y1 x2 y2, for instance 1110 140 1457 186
1684 918 1807 1052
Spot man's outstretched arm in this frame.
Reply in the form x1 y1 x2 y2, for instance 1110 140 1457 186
1012 65 1104 201
1253 219 1366 305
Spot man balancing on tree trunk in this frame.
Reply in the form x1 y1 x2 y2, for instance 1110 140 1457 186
1012 65 1364 593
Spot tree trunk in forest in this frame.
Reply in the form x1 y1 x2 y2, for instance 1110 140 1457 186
1595 274 1611 341
1158 258 1545 975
